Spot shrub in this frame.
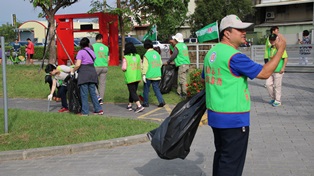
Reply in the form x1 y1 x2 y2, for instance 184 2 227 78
186 69 204 98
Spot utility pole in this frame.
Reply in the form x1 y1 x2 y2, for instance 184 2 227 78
12 14 18 39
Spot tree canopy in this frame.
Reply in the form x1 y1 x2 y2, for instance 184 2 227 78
138 0 189 41
29 0 79 64
0 23 20 42
189 0 254 37
90 0 189 42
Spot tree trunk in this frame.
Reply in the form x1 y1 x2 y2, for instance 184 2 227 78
48 16 56 64
117 0 124 59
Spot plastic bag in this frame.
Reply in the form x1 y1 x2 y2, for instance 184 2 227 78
148 90 206 160
67 76 81 114
159 64 177 94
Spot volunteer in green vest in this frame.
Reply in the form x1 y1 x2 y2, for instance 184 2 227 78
121 42 144 113
142 39 165 108
202 14 286 176
264 26 279 64
93 34 109 105
168 35 176 55
265 34 288 107
166 33 190 97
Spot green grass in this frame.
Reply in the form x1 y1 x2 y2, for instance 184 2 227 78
0 109 159 151
0 65 182 105
0 64 183 151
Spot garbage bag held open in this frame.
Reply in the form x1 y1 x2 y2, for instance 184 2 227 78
148 90 206 160
159 64 177 94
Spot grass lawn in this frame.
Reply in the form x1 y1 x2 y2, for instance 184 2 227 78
0 109 159 152
0 64 183 151
0 65 182 105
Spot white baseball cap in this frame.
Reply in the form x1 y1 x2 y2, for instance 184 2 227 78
172 33 184 43
219 14 253 32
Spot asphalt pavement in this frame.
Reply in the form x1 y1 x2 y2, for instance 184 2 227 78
0 72 314 176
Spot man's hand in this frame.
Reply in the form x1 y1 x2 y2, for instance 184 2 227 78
275 33 286 50
48 94 53 101
142 75 146 83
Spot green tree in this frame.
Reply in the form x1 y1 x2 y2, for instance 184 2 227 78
0 23 18 42
90 0 142 58
90 0 189 45
28 0 79 64
189 0 254 37
138 0 189 41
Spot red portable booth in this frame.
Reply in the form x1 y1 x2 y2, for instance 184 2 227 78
55 12 119 65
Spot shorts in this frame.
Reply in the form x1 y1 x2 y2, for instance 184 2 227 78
28 54 34 59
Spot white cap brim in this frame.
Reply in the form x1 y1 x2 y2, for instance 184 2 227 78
172 36 184 42
231 22 253 30
220 22 253 32
219 14 254 32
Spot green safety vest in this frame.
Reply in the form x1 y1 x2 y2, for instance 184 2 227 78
174 42 190 67
268 46 285 73
93 43 109 67
144 50 162 79
204 43 250 113
124 54 141 84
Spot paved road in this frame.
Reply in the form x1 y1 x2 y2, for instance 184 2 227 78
1 73 314 176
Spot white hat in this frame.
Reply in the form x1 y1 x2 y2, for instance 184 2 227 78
172 33 184 43
219 14 253 32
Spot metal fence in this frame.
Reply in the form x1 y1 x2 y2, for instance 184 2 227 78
159 43 314 69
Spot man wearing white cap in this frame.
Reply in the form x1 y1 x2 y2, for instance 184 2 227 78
202 14 286 176
166 33 190 97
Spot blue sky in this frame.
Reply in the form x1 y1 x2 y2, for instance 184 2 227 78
0 0 115 25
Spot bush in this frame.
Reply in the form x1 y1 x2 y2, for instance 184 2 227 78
186 69 204 98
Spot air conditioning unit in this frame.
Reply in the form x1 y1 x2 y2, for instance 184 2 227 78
266 12 275 19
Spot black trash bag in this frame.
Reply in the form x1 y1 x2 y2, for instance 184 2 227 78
148 90 206 160
67 76 81 114
159 64 177 94
44 74 52 84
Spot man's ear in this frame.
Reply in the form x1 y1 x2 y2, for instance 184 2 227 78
224 30 231 39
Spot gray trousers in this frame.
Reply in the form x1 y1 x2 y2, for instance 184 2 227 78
177 64 189 94
95 67 108 100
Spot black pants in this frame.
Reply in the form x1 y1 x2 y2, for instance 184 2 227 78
212 127 249 176
127 82 139 103
45 75 57 97
58 85 68 109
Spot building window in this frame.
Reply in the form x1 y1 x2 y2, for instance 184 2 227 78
277 6 285 14
306 4 313 12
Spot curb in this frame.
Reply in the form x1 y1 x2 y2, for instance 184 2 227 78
0 134 149 162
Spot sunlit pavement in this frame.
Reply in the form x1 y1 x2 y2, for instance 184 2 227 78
1 73 314 176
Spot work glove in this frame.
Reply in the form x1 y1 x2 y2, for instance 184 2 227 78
142 75 147 83
48 94 53 101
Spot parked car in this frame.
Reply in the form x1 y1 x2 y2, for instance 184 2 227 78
35 42 44 46
240 40 252 47
74 38 80 47
119 36 143 46
153 41 169 50
184 38 198 43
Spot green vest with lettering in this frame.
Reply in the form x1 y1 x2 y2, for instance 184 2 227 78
124 54 141 84
204 43 250 113
174 42 190 67
93 43 109 67
268 46 284 73
144 50 162 79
